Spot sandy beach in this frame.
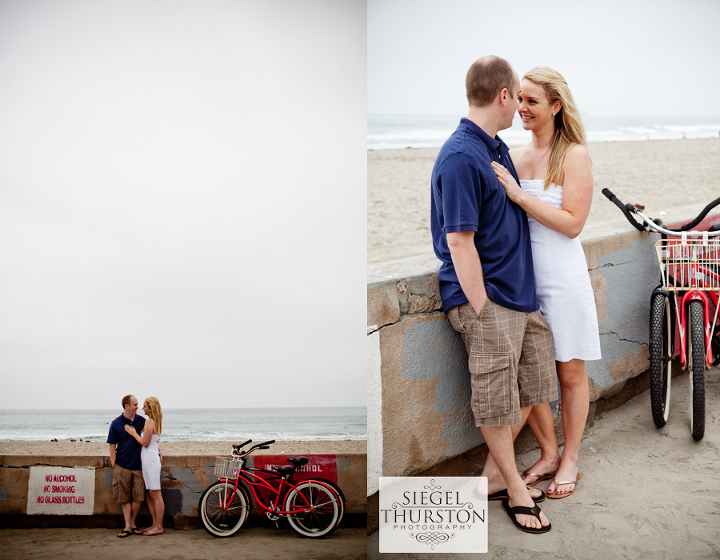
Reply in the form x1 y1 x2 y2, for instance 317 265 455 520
0 525 367 560
368 138 720 263
0 439 366 456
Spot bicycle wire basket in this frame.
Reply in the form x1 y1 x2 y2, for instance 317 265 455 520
655 236 720 291
214 456 244 479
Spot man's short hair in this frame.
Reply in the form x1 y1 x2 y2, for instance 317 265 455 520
121 395 134 409
466 56 516 107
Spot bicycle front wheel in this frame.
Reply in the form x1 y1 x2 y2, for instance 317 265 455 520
284 480 339 538
649 292 672 427
688 300 706 441
199 480 251 537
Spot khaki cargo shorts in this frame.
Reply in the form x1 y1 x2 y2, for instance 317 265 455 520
447 299 557 426
112 464 146 503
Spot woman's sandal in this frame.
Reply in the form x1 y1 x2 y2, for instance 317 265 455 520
501 498 551 534
521 469 557 487
547 473 581 499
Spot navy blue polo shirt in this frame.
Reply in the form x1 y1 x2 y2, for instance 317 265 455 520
430 118 538 313
107 413 146 471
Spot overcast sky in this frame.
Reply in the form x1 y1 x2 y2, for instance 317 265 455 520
0 0 366 410
369 0 720 118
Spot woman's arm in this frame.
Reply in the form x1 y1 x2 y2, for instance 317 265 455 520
125 420 154 448
492 144 593 239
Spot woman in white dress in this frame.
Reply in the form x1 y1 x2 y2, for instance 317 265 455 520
492 67 601 499
125 396 165 535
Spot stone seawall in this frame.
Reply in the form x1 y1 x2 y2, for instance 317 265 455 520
0 446 366 528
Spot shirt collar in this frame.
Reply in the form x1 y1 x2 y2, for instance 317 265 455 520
459 117 507 152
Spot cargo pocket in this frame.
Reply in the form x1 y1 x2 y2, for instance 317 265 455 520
470 353 511 418
112 469 120 502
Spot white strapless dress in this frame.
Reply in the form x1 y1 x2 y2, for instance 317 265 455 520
520 179 602 362
141 433 161 490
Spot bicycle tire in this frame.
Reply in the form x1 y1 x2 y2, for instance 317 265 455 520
311 478 346 532
199 480 251 537
688 300 706 441
284 480 339 538
649 292 672 427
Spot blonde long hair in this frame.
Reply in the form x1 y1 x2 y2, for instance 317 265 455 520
144 397 163 435
523 67 586 190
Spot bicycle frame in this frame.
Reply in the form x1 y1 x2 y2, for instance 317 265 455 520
216 467 326 518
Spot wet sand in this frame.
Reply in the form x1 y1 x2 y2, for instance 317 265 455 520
368 138 720 263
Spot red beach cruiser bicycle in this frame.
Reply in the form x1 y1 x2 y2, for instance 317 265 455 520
198 439 345 538
604 189 720 440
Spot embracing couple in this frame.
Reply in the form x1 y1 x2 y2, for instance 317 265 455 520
431 56 601 533
107 394 165 537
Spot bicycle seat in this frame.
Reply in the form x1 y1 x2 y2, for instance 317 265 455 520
272 465 296 476
709 222 720 232
286 456 309 467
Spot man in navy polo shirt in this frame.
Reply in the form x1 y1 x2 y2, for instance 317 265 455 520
107 394 146 537
431 56 558 534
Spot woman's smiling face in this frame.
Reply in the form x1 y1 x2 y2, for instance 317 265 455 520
517 79 560 131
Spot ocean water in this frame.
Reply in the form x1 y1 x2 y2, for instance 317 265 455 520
367 114 720 150
0 407 367 443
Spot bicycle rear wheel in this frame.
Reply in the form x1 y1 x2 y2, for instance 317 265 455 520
649 292 673 427
312 478 346 532
688 300 706 441
199 480 251 537
284 480 339 538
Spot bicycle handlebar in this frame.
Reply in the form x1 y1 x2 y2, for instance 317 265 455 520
602 188 720 235
601 188 645 231
232 439 276 457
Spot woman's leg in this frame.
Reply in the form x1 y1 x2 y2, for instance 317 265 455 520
146 489 165 533
144 490 156 530
521 402 560 485
547 359 589 496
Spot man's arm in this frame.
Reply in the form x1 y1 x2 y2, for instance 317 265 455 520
108 444 116 467
447 230 487 314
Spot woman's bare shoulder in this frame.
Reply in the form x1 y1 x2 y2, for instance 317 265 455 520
564 143 590 163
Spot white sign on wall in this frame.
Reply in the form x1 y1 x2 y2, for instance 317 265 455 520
26 466 95 515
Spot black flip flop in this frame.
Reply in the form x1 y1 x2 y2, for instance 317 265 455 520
131 528 144 535
117 530 132 538
487 487 546 502
501 498 551 534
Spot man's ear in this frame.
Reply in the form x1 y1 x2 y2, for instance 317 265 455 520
499 88 509 106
